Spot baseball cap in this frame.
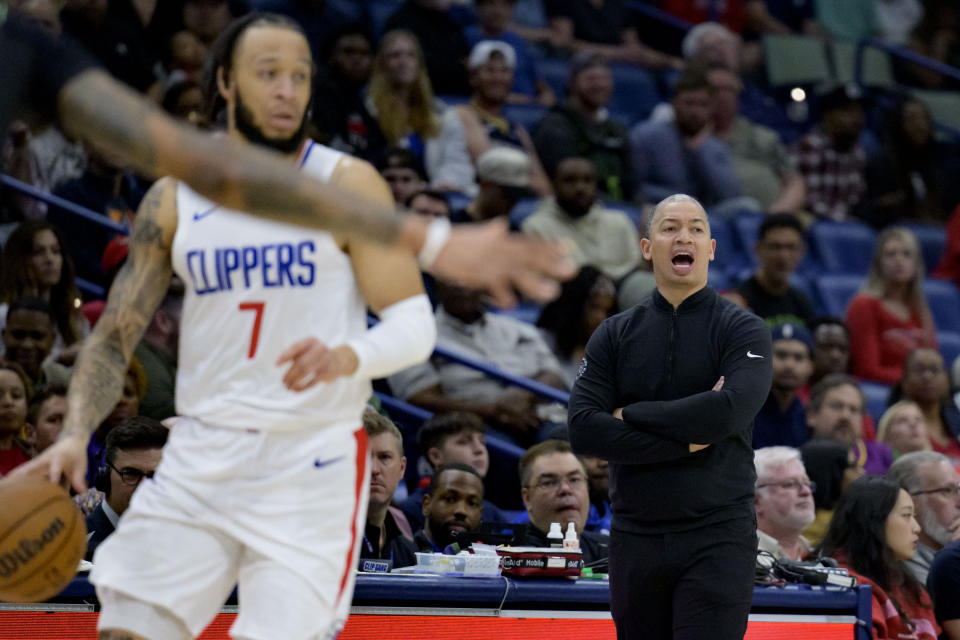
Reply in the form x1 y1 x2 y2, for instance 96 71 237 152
771 322 813 354
468 40 517 70
476 147 530 188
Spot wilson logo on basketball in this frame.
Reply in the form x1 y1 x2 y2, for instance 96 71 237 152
0 517 66 578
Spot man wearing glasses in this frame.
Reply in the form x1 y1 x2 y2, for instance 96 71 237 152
515 439 609 566
85 417 168 560
888 451 960 584
753 446 816 561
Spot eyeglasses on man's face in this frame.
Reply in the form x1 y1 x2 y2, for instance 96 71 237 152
910 483 960 500
108 461 155 486
529 472 587 492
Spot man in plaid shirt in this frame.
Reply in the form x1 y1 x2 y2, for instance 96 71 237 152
791 85 867 221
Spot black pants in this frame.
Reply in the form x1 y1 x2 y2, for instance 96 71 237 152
609 517 757 640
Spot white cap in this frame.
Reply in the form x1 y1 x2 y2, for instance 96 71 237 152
476 146 530 187
468 40 517 70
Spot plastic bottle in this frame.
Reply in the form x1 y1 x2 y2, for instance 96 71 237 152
563 522 579 551
547 522 563 548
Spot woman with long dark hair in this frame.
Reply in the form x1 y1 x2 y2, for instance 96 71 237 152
819 476 939 639
0 220 88 357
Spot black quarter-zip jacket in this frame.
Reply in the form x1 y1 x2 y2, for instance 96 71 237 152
569 286 773 535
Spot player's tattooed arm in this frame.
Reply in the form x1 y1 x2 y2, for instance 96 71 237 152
61 178 175 440
58 70 414 250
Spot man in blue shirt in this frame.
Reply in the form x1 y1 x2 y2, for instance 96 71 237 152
753 323 814 449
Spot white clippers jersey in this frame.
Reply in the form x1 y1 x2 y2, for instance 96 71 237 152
170 140 370 432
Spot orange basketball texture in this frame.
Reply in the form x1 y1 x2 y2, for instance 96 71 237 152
0 476 86 602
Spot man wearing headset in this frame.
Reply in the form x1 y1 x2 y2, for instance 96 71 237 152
85 417 168 561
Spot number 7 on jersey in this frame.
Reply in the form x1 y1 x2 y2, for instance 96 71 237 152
238 301 265 359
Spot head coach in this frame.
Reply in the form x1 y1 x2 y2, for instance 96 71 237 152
569 194 773 640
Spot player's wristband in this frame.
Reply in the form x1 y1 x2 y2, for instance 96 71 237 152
417 216 451 271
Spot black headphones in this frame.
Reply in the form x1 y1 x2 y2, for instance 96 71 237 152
95 465 111 497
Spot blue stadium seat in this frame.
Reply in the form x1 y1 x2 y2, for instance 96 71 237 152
859 380 892 423
605 200 643 229
924 279 960 331
815 274 865 316
491 302 542 325
789 273 817 309
608 64 660 124
368 0 404 37
731 213 763 269
503 104 548 134
708 215 748 275
536 58 570 99
509 198 539 227
809 221 877 274
708 269 731 291
902 224 947 275
938 331 960 369
446 191 472 213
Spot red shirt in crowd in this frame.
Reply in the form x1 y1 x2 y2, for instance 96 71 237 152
846 295 937 384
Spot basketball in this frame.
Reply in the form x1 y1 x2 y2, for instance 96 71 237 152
0 475 86 603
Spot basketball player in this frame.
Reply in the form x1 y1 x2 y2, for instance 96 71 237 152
0 3 572 306
15 14 436 640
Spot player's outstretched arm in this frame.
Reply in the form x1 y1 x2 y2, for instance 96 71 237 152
57 71 573 306
10 179 176 492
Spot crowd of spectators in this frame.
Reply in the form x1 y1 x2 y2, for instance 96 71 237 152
3 0 960 635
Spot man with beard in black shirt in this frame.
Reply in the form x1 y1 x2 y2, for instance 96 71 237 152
569 193 772 640
0 3 572 308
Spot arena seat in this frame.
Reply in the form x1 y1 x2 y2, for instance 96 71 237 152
503 103 548 134
830 39 896 88
937 331 960 369
708 215 748 276
368 0 405 37
509 198 539 227
537 58 570 99
859 380 892 423
608 64 660 124
809 221 877 274
763 35 832 88
924 279 960 330
731 212 820 273
815 274 865 316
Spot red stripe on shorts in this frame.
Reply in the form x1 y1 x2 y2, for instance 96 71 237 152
335 426 368 607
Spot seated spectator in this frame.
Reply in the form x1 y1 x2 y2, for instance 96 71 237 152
452 41 550 195
533 53 635 201
378 146 428 207
580 454 611 534
630 65 745 214
807 374 892 475
933 205 960 289
514 439 610 565
25 383 66 454
1 297 71 389
818 476 940 640
522 157 641 283
161 80 207 128
0 221 89 360
878 401 933 458
450 146 532 226
536 266 617 388
753 323 813 449
412 463 485 554
799 437 864 545
889 348 960 460
311 23 385 162
754 446 816 560
407 189 451 219
389 280 566 444
681 22 743 71
51 147 147 285
864 99 948 227
847 228 938 384
743 0 820 36
181 0 233 48
708 66 806 214
85 359 146 488
546 0 681 70
905 5 960 89
162 29 206 85
29 121 86 193
888 451 960 585
790 84 867 221
133 278 183 421
464 0 554 105
399 412 505 530
85 417 167 561
0 362 33 477
807 317 851 387
736 214 816 326
384 0 470 96
360 409 418 571
366 30 472 193
927 539 960 640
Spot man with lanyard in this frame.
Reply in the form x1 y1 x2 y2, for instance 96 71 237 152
569 194 772 640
